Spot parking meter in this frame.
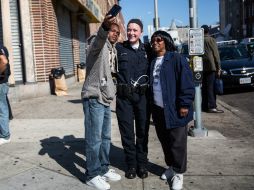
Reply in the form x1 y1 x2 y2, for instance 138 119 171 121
192 56 203 83
187 28 207 137
188 28 204 84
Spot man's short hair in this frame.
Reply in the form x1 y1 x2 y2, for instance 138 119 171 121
110 22 119 29
201 25 209 34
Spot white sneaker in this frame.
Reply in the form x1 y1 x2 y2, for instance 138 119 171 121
171 174 183 190
0 137 11 145
103 169 121 181
161 167 174 180
86 175 110 190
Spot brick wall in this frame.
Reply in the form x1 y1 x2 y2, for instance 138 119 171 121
30 0 60 82
29 0 126 82
45 0 60 79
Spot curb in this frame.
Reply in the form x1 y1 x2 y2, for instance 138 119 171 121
217 99 250 118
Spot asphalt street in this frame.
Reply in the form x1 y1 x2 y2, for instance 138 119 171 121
219 87 254 117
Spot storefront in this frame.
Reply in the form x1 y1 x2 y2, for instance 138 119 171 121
0 0 124 100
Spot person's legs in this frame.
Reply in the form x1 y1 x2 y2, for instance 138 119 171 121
134 95 148 178
143 99 151 158
116 97 136 178
152 104 174 180
201 72 208 111
203 72 223 113
152 104 172 166
206 72 216 109
168 126 188 174
83 98 105 181
99 105 121 182
0 83 10 139
152 104 188 189
100 105 111 175
6 95 13 120
134 96 148 168
168 126 188 190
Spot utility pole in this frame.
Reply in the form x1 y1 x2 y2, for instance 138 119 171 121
154 0 159 31
188 0 208 137
189 0 197 28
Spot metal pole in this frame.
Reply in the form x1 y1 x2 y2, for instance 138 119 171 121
189 0 208 137
154 0 159 31
189 0 197 28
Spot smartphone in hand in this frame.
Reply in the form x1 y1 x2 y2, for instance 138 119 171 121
106 4 122 18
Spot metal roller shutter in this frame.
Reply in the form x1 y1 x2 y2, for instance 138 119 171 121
10 0 23 82
78 21 86 65
56 4 74 76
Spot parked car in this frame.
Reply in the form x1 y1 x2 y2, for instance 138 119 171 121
245 42 254 54
239 37 254 54
218 44 254 90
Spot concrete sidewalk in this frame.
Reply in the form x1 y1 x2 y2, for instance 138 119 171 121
0 83 253 190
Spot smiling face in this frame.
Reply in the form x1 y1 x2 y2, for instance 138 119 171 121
127 23 142 45
108 24 120 44
151 36 166 57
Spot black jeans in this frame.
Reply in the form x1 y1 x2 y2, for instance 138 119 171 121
202 71 217 110
152 104 187 174
116 95 148 169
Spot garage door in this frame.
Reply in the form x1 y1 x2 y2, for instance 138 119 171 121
56 3 74 76
78 21 86 65
10 0 23 82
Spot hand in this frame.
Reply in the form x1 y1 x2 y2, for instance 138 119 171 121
179 108 189 117
102 15 116 30
216 69 221 78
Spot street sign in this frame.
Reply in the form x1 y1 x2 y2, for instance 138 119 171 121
188 28 204 55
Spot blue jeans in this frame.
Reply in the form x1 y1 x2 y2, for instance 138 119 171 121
0 83 10 138
83 98 111 181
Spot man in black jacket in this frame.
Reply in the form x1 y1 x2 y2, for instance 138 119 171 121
201 25 224 113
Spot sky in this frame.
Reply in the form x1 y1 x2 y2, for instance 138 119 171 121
119 0 219 36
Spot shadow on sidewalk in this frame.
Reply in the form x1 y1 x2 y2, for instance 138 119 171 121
68 99 82 104
39 135 164 183
39 135 86 182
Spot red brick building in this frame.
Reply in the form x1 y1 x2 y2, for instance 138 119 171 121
0 0 125 100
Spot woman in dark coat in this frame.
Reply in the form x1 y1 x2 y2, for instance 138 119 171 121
150 30 195 190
